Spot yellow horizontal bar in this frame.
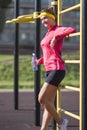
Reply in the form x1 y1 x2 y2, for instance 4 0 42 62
65 86 80 91
65 60 80 64
69 32 80 37
51 1 58 6
6 18 34 24
6 14 35 24
33 11 40 19
17 14 33 18
61 109 80 120
59 4 80 14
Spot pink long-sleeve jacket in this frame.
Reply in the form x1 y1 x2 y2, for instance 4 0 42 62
37 25 76 71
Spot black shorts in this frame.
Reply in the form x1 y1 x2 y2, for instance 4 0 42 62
45 70 66 87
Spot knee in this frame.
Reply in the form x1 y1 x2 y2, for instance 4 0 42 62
38 94 45 106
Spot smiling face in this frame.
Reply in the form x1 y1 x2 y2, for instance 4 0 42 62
39 7 56 29
41 15 55 29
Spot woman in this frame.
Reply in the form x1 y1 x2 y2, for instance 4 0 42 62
37 7 76 130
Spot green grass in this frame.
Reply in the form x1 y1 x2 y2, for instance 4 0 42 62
0 53 80 89
0 54 34 89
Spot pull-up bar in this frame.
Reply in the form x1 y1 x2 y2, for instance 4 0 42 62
6 0 41 125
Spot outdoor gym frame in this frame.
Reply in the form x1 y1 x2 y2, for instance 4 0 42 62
13 0 41 126
13 0 87 130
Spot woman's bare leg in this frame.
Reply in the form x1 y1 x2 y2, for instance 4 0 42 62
41 108 52 130
38 82 62 130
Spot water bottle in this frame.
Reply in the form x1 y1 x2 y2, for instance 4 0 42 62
32 53 38 71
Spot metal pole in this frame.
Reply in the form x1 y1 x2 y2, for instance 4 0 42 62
82 0 87 129
51 1 58 130
14 0 19 110
34 0 41 126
